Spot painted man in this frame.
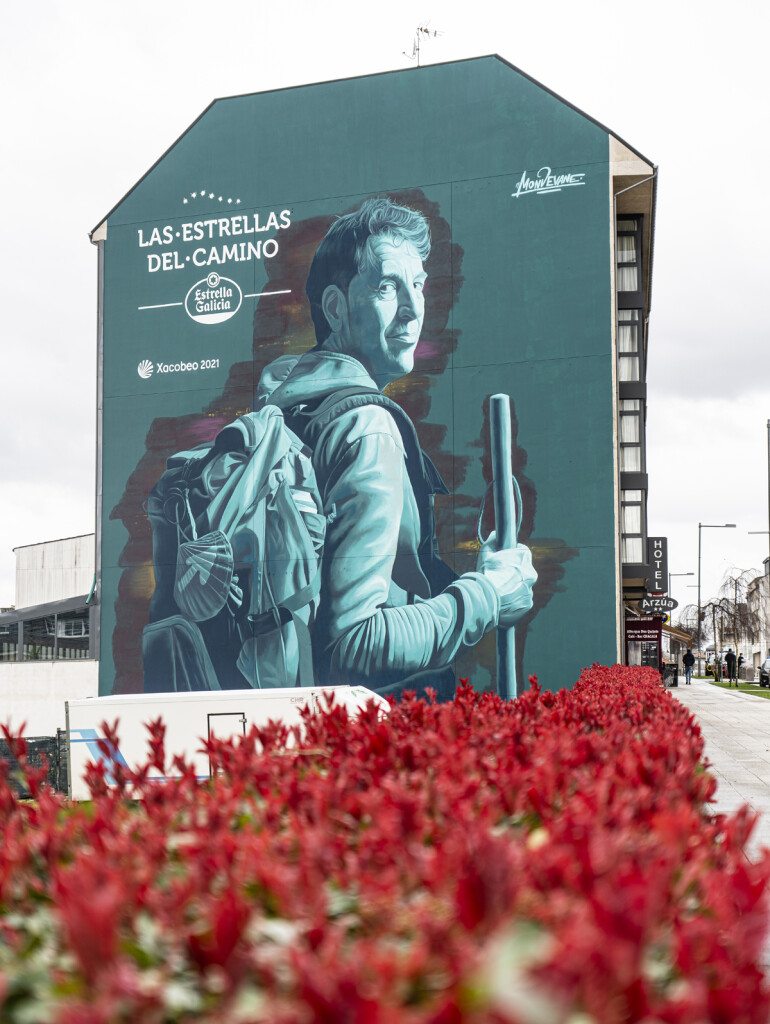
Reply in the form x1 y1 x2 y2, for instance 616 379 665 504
257 197 537 699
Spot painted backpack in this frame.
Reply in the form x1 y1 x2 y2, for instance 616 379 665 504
142 401 329 691
142 387 440 692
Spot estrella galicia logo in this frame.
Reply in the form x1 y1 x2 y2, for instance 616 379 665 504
184 272 242 325
137 359 154 379
512 165 586 198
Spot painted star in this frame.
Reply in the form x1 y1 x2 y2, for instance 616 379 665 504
209 192 214 199
236 198 241 204
191 192 197 198
183 198 188 203
227 198 232 204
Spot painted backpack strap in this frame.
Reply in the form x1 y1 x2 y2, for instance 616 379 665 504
295 387 430 482
289 388 456 596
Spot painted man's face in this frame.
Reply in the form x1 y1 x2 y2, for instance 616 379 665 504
345 235 427 388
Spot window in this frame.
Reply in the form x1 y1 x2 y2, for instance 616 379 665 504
616 214 648 579
616 217 642 293
57 614 88 638
0 622 18 662
23 618 56 661
55 613 90 659
621 489 645 564
0 606 92 662
619 399 644 472
617 309 642 381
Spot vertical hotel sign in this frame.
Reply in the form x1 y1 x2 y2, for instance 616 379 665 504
647 537 668 595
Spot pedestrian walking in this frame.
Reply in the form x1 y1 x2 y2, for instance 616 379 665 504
725 648 737 686
683 647 695 685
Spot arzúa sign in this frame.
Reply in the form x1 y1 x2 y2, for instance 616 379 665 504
637 596 678 614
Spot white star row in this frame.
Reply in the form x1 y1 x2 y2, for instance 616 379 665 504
181 191 242 205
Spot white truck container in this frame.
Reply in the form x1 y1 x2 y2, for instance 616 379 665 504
65 685 388 801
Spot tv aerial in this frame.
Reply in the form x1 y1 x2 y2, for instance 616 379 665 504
403 22 443 67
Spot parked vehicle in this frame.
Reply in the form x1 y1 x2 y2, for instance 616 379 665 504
66 685 389 801
760 658 770 688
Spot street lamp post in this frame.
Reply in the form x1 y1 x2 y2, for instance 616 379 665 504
698 523 736 676
668 571 694 677
748 420 770 660
668 571 694 597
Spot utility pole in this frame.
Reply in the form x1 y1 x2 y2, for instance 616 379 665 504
698 523 736 675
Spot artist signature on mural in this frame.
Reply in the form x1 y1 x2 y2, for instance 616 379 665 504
512 165 586 198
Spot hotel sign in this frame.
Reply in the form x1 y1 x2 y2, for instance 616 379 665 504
646 537 668 596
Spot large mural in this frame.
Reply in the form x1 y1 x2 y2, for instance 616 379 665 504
98 58 618 698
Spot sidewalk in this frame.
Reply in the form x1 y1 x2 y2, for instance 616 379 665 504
669 676 770 973
670 676 770 860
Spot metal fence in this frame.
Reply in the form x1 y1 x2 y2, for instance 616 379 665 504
0 731 69 797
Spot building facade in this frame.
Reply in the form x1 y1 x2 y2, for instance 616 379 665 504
0 536 97 734
91 56 657 698
747 560 770 670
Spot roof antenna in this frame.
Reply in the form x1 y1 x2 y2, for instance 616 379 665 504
403 22 443 67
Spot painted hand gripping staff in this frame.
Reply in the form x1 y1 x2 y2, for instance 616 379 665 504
143 199 537 698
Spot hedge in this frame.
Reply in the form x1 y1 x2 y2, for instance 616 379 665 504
1 665 768 1023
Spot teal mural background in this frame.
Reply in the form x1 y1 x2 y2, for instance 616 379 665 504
98 56 616 696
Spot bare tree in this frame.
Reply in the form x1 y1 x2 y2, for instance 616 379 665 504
673 604 699 647
718 567 762 654
688 597 735 677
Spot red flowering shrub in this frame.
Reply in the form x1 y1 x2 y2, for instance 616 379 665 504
1 665 768 1023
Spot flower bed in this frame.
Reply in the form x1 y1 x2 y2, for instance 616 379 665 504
1 665 769 1023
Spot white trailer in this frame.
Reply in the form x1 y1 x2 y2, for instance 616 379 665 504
65 685 388 801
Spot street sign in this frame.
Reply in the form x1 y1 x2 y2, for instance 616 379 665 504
637 596 678 614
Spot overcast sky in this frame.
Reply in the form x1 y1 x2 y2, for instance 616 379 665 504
1 0 768 620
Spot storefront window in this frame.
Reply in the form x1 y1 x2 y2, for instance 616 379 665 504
0 607 92 662
56 612 90 659
23 617 57 661
0 622 18 662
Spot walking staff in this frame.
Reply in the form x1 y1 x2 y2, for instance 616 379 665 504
490 394 523 699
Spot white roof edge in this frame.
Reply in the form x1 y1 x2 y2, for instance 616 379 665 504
91 220 108 244
13 533 95 552
610 135 654 178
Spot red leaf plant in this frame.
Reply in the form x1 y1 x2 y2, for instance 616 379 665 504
0 666 768 1023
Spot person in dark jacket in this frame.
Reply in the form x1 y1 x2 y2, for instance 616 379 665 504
725 648 737 685
682 647 695 685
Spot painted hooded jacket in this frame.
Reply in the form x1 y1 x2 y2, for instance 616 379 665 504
258 348 501 695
